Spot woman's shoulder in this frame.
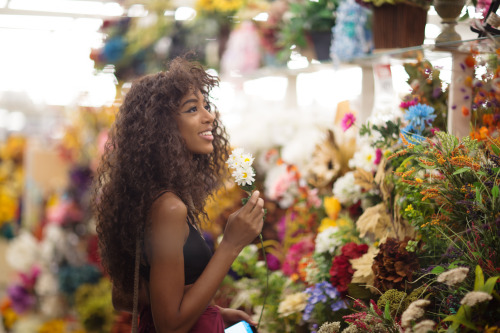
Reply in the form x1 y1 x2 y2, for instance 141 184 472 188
150 191 187 225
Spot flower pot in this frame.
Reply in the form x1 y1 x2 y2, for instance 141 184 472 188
372 3 428 49
308 30 333 61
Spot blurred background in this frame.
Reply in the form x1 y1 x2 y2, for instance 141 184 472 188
0 0 490 332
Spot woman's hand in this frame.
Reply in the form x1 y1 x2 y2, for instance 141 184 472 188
222 191 265 251
217 307 258 328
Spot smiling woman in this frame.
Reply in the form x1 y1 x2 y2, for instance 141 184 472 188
92 56 264 333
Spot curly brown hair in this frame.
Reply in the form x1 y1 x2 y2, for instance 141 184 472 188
92 57 230 293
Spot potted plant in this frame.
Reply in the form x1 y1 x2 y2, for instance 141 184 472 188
277 0 339 61
359 0 432 49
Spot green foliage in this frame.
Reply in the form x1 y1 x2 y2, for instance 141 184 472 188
277 0 338 60
359 119 402 149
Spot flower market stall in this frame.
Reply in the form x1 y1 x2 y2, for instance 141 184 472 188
1 0 500 332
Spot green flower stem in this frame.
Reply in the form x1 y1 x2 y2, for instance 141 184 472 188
242 189 268 330
258 232 269 330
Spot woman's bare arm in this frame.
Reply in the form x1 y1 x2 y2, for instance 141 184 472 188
148 191 264 333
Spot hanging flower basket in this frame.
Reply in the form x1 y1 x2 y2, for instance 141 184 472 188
372 2 427 49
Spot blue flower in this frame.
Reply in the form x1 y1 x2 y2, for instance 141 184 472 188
404 104 436 133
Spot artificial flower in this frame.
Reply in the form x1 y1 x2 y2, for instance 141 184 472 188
372 237 419 291
341 112 357 131
277 292 308 317
318 321 341 333
6 231 39 273
355 203 392 240
303 282 346 322
401 299 430 329
436 267 469 286
460 291 493 307
282 238 315 277
329 243 368 293
314 227 341 254
324 196 341 220
348 145 378 173
332 171 362 205
349 246 378 290
412 320 436 333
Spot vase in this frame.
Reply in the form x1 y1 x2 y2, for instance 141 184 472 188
434 0 466 45
308 30 333 61
372 3 428 49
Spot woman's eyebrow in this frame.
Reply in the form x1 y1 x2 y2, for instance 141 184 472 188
181 98 198 107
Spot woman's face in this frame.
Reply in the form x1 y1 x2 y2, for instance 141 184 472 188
175 89 215 155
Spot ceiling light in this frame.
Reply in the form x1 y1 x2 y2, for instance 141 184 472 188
174 6 196 21
8 0 123 17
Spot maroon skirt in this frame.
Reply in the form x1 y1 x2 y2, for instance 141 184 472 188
139 305 225 333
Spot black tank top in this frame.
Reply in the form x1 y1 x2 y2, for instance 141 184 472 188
140 220 212 285
183 222 212 284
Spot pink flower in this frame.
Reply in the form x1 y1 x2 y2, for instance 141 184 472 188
374 148 383 165
282 238 315 276
341 113 356 131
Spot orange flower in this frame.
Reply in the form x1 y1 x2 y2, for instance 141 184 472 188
483 114 494 126
462 106 470 117
480 126 489 139
465 55 475 67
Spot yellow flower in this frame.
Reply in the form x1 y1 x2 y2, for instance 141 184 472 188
324 196 341 220
0 188 17 224
485 325 500 333
2 308 18 330
415 178 423 183
38 319 66 333
405 204 414 212
318 217 337 233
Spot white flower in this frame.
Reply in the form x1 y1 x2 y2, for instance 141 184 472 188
232 166 255 186
277 292 308 317
412 320 436 333
227 148 256 186
348 145 378 173
332 171 362 205
401 299 430 328
6 231 40 272
460 291 492 307
437 267 469 286
35 269 59 295
227 148 254 170
314 227 341 254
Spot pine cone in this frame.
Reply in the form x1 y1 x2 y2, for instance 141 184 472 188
372 237 419 291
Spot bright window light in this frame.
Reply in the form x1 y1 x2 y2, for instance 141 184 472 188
174 7 196 21
7 111 27 132
243 76 287 101
8 0 124 17
0 14 74 30
253 12 268 22
128 4 148 17
0 0 7 7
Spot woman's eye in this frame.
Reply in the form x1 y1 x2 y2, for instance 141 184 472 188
204 104 211 112
186 107 197 113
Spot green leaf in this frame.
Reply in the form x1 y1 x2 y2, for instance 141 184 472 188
491 144 500 155
240 184 256 192
383 301 391 321
431 266 445 275
476 171 488 177
474 265 485 291
488 183 500 197
443 306 477 330
482 276 500 294
453 167 470 175
476 187 482 204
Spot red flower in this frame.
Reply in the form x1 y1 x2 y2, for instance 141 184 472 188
330 243 368 293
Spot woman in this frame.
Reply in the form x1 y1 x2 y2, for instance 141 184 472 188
92 56 264 332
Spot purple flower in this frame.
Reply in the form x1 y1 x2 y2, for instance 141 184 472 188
7 285 36 313
266 253 281 271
